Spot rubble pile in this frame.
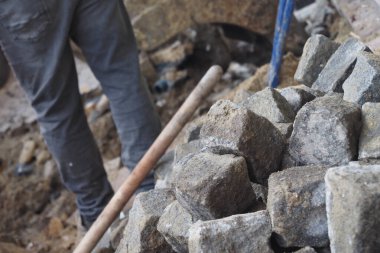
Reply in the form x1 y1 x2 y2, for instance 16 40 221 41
116 34 380 252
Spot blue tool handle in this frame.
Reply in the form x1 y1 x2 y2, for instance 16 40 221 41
268 0 294 88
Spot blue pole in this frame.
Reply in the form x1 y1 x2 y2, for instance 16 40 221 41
268 0 294 88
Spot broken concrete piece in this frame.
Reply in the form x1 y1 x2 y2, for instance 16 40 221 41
293 246 317 253
268 166 329 247
241 87 295 123
280 86 316 113
18 140 36 164
289 95 361 166
116 189 176 253
359 103 380 159
200 100 285 183
157 201 197 253
174 152 255 220
325 164 380 253
312 37 370 93
294 34 340 86
188 211 273 253
343 51 380 105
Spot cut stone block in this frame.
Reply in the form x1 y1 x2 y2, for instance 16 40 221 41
268 166 329 247
325 164 380 253
280 86 316 113
289 95 361 166
157 201 197 253
188 211 273 253
240 87 295 123
116 189 176 253
174 152 255 220
200 100 285 183
312 37 370 93
343 51 380 105
294 34 340 86
359 103 380 159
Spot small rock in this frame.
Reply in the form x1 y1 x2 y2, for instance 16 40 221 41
359 103 380 159
46 217 64 238
43 160 57 180
280 86 316 113
232 89 255 103
150 40 193 67
325 164 380 253
294 34 340 86
18 140 36 164
293 246 317 253
173 140 204 165
289 95 361 166
154 150 175 189
116 189 176 253
111 217 129 250
174 152 255 220
139 52 157 86
268 166 329 247
157 201 197 253
36 150 51 166
182 115 207 143
312 37 370 93
200 100 285 183
188 211 273 253
14 162 35 176
273 122 293 139
343 51 380 105
241 87 295 123
251 183 268 207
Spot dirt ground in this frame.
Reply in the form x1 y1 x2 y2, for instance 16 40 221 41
0 13 351 253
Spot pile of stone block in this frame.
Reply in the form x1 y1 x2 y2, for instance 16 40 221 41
116 34 380 253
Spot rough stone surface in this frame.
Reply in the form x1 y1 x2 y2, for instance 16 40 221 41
200 100 285 183
124 0 276 50
293 246 317 253
312 37 370 93
289 95 361 166
174 152 255 220
280 86 316 113
325 164 380 253
233 89 255 103
343 52 380 105
157 201 197 253
241 87 295 123
359 103 380 159
294 34 340 86
273 122 293 139
154 150 175 189
268 166 329 247
188 211 273 253
116 189 176 253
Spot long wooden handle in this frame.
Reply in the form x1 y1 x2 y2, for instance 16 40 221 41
74 65 223 253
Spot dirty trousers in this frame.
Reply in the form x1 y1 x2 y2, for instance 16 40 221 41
0 0 161 227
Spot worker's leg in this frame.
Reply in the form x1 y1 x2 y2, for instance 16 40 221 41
71 0 161 191
0 0 113 228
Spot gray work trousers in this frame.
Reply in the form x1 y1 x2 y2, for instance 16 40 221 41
0 0 161 228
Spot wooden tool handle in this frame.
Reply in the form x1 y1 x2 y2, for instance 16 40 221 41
74 65 223 253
